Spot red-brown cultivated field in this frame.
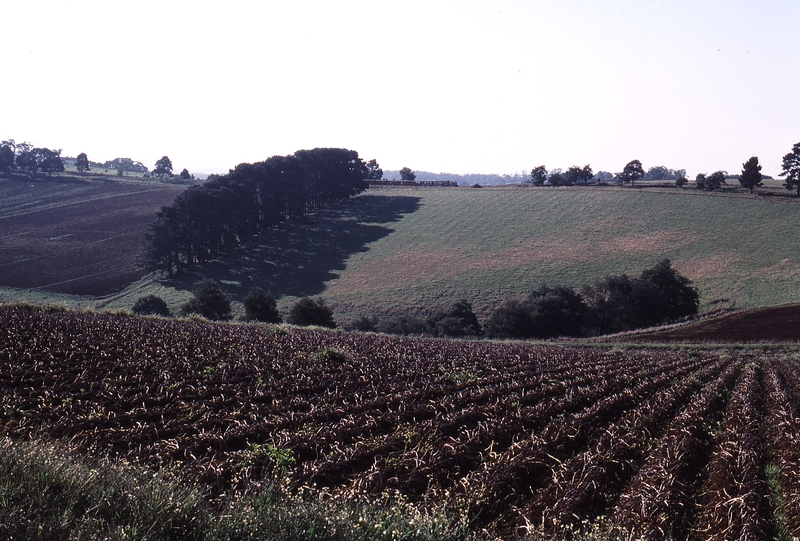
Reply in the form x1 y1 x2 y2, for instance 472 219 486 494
616 304 800 343
2 305 799 539
0 177 184 296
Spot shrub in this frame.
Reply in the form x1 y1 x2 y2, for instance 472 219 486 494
181 279 232 321
286 297 336 328
376 314 430 335
429 299 482 337
131 294 171 317
484 300 535 339
242 287 281 323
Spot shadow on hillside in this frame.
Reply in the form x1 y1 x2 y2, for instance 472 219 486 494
165 194 421 302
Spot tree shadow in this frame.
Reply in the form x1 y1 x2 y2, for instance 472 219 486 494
165 194 421 301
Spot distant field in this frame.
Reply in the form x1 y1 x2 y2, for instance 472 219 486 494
5 181 800 323
318 185 800 322
0 176 184 297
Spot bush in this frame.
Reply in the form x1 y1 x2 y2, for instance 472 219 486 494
429 300 482 337
376 314 430 336
131 294 171 317
242 288 281 323
286 297 336 328
181 279 232 321
484 300 535 339
525 286 587 339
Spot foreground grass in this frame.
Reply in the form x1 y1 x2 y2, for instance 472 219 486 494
0 438 477 541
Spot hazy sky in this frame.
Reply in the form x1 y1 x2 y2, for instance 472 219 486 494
3 0 800 177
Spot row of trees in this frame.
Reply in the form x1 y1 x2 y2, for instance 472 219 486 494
0 138 193 181
143 148 375 276
529 143 800 196
351 260 699 339
132 260 697 339
133 281 336 327
484 259 699 339
0 140 65 178
530 160 650 187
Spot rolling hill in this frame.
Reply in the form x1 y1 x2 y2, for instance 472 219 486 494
5 180 800 327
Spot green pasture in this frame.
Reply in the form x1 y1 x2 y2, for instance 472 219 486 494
320 186 800 322
6 183 800 325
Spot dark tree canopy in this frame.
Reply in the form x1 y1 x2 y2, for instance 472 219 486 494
286 297 336 328
143 148 369 276
180 280 232 321
564 165 593 185
739 156 763 193
697 171 726 191
131 295 171 317
526 286 588 338
76 152 90 173
781 142 800 196
179 168 191 180
39 149 64 176
364 159 383 180
616 160 645 186
429 299 482 337
242 288 281 323
0 144 14 174
399 167 416 181
486 260 698 339
104 158 148 175
484 300 535 339
154 156 173 179
530 165 547 186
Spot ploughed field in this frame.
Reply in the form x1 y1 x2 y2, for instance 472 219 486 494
2 305 800 539
0 178 184 296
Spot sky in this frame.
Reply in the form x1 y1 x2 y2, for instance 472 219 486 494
3 0 800 177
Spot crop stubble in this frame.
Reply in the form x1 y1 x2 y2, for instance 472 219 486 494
1 306 799 538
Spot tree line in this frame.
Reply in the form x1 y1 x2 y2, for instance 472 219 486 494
350 259 699 339
142 148 374 276
528 142 800 197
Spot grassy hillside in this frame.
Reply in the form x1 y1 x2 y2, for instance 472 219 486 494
319 185 800 322
5 181 800 323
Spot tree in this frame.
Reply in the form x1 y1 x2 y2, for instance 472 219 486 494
675 172 688 188
38 149 64 176
75 152 90 173
364 159 383 179
484 299 535 339
739 156 763 193
154 156 173 179
132 295 171 317
616 160 645 186
242 288 281 323
695 171 725 191
0 144 14 175
286 297 336 328
179 168 191 180
429 299 482 337
180 279 232 320
106 157 147 176
526 285 588 338
399 167 416 181
530 165 547 186
781 142 800 196
564 165 593 185
631 259 699 327
548 170 567 186
582 274 636 335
